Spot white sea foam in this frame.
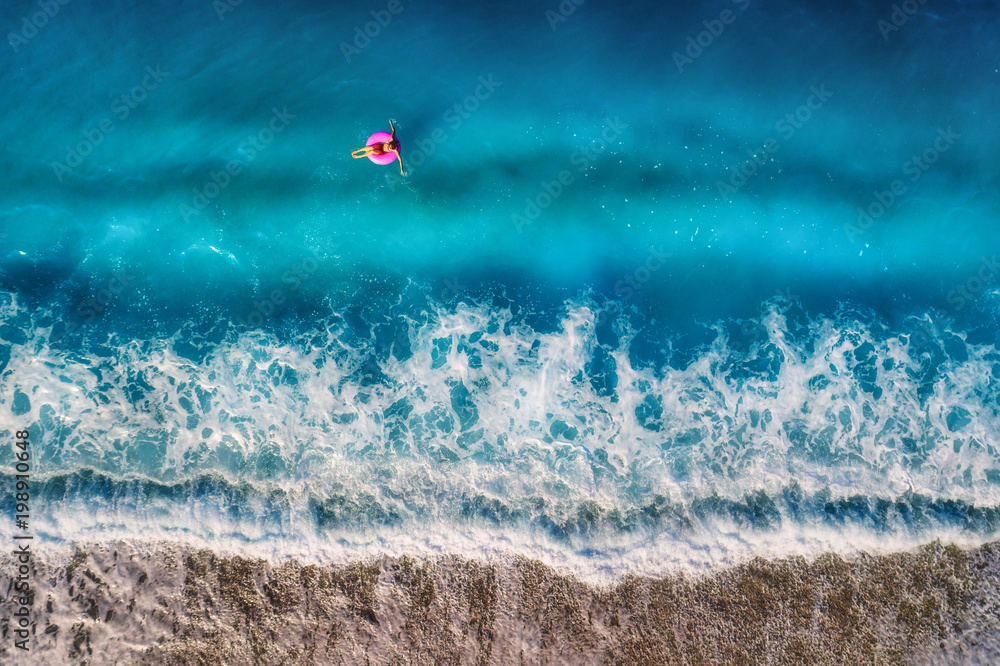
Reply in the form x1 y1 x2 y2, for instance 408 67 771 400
1 293 999 577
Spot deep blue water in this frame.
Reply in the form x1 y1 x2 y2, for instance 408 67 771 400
1 0 999 573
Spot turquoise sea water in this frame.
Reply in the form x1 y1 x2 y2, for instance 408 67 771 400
1 0 1000 576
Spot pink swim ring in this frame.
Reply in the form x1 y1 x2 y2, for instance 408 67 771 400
351 120 404 175
364 132 398 165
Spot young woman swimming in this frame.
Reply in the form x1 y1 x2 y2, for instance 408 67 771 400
352 119 404 175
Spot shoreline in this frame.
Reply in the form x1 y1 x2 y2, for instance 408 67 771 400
2 539 998 664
